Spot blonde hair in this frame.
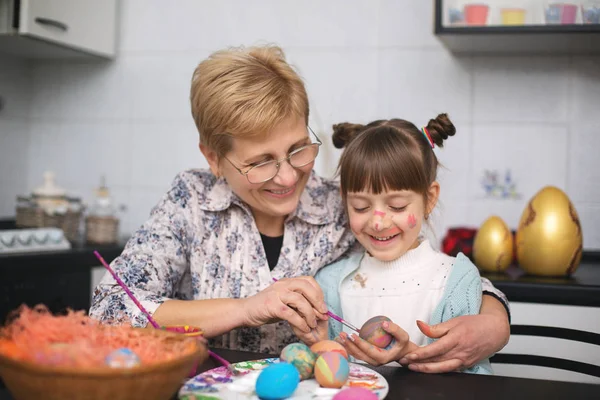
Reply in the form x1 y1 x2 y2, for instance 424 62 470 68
190 45 309 158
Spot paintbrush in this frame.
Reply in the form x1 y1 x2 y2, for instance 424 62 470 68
271 277 360 333
93 250 239 375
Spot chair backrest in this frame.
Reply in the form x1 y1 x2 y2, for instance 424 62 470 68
491 324 600 383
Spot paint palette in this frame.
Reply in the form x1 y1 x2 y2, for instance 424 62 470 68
178 358 389 399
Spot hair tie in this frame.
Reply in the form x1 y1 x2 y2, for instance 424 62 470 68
420 127 435 149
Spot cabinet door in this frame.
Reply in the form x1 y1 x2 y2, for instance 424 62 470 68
18 0 117 58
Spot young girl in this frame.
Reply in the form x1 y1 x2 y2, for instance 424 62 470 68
310 114 492 374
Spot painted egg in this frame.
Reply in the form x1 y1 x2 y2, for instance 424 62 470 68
105 348 141 368
255 362 300 400
516 186 583 276
314 352 349 389
333 387 379 400
279 342 317 380
473 216 514 273
310 340 348 360
359 316 393 348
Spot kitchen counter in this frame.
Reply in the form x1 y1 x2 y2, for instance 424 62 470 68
0 241 125 326
481 254 600 307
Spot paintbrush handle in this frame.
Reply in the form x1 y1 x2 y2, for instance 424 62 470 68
93 250 161 329
271 277 360 333
208 350 231 367
327 313 360 333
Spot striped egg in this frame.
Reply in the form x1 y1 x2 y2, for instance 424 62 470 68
314 352 349 389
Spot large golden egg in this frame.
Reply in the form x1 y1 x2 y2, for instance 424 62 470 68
473 216 514 273
516 186 583 276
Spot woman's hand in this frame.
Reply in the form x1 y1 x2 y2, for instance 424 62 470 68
399 298 510 373
291 315 329 346
336 321 418 366
241 276 329 334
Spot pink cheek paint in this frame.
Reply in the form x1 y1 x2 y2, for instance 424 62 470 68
407 214 417 229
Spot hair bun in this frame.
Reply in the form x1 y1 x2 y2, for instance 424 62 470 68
425 113 455 148
332 122 365 149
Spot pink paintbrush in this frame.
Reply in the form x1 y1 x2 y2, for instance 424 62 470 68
271 277 360 333
93 250 238 374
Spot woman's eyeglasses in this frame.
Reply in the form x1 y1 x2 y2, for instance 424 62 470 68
225 127 322 184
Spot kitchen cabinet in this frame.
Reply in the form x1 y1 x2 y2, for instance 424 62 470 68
0 0 118 59
434 0 600 54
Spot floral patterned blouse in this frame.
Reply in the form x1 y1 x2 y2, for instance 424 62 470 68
89 169 509 354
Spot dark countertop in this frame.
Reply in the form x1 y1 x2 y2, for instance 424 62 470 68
481 254 600 307
0 242 124 270
188 349 599 400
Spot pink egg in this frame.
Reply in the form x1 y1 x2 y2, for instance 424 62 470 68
310 340 348 360
359 316 393 348
333 387 379 400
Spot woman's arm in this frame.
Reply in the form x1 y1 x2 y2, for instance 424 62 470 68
399 295 510 373
153 277 329 338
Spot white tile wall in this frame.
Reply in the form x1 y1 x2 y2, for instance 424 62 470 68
472 56 570 123
378 49 472 123
0 0 599 248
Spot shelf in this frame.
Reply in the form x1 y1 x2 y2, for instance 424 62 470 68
434 1 600 54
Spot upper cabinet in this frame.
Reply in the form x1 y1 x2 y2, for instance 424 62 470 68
434 0 600 54
0 0 118 59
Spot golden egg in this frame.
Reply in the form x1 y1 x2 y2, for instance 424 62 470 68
473 216 514 273
516 186 583 276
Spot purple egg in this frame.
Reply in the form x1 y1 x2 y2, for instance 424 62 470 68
333 387 379 400
359 316 393 348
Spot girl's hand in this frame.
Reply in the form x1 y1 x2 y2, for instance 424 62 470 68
399 314 509 373
337 321 418 366
241 276 329 334
290 313 329 346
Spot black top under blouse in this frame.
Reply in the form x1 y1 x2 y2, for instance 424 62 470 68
260 233 284 271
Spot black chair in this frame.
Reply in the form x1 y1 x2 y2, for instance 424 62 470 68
491 325 600 378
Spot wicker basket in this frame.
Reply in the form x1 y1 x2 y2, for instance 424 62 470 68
0 328 208 400
86 216 119 245
15 207 83 243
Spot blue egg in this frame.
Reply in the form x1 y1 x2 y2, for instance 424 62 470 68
255 362 300 400
105 348 141 368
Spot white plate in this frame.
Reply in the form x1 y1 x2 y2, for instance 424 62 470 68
178 357 389 399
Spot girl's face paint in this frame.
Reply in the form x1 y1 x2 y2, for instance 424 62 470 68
347 190 425 262
407 214 417 229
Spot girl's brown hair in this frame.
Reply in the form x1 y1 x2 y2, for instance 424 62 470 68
332 114 455 209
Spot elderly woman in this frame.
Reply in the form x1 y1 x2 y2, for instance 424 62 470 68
90 45 509 373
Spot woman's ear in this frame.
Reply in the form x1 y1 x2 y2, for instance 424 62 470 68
200 144 221 177
426 181 440 217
